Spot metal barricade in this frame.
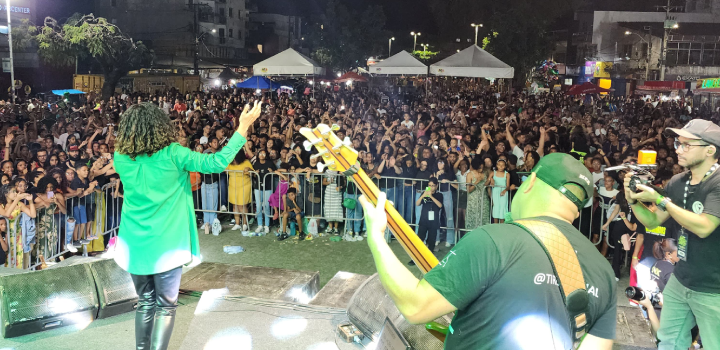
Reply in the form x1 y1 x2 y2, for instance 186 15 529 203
193 170 260 230
12 182 124 271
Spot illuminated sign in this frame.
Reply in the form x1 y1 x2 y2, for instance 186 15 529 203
699 78 720 89
0 5 31 14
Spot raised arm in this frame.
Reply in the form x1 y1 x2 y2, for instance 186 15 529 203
538 126 547 157
171 102 262 173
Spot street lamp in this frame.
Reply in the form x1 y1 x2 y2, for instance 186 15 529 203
471 23 483 46
388 37 395 58
6 0 15 104
194 27 216 76
410 32 421 52
624 30 651 80
421 43 429 53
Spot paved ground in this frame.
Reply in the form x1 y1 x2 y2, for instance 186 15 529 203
0 220 654 350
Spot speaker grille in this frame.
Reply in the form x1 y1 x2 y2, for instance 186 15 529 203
346 274 449 350
91 259 137 308
1 264 98 323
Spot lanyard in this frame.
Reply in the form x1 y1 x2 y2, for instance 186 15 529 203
683 163 719 209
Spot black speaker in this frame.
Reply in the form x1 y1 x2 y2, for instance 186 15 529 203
48 256 138 319
0 264 99 338
89 258 138 319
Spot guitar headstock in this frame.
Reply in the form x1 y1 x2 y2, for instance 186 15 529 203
299 124 358 173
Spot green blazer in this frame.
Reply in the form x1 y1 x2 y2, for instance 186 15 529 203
113 132 246 275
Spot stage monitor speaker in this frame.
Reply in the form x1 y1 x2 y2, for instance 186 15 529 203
346 274 449 350
89 258 138 319
0 264 98 338
48 256 138 319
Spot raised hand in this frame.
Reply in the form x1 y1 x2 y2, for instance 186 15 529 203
236 101 263 137
4 133 13 146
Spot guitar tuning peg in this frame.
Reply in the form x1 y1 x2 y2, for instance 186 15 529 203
310 150 327 160
317 162 325 172
331 124 340 131
303 140 313 152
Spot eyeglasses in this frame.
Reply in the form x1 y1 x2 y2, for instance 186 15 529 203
674 139 710 152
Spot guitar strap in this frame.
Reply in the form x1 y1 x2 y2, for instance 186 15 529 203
512 219 589 349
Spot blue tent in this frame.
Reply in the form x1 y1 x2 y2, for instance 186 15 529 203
52 89 86 95
235 76 280 90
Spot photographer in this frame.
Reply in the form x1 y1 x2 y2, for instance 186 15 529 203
624 120 720 350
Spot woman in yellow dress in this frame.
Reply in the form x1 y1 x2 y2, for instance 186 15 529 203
227 145 253 232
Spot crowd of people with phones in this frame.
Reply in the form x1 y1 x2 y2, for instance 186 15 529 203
0 80 716 347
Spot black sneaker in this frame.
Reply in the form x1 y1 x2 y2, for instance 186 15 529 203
278 233 289 241
298 233 306 241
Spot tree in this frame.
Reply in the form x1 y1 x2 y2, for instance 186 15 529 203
305 0 388 71
20 14 153 100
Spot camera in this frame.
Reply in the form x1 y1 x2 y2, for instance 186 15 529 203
625 286 661 307
605 150 658 193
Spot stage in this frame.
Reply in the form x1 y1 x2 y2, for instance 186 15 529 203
0 260 658 350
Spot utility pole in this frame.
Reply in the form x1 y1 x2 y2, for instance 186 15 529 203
193 4 199 76
657 0 680 81
645 27 651 80
6 0 14 105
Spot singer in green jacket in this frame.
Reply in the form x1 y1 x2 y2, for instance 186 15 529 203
113 101 262 350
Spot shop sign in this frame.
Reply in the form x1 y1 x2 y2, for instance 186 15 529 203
699 78 720 89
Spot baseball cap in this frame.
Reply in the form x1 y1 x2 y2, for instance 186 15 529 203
531 153 593 211
68 145 79 151
665 119 720 147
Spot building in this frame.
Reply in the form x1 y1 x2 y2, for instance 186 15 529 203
246 0 304 57
0 0 39 69
566 3 720 91
92 0 249 73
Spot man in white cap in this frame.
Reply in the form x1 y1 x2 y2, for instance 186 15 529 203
625 119 720 349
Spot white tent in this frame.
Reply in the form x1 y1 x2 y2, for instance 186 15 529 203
369 51 427 75
253 48 325 76
430 45 514 78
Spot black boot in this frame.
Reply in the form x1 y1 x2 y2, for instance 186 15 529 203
133 286 156 349
298 232 306 241
150 308 176 350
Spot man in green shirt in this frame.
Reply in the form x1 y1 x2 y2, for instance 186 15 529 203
113 101 262 350
359 153 617 349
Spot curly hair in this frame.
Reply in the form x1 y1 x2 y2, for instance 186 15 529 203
115 103 177 160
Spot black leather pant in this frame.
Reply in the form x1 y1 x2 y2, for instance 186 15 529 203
131 266 182 350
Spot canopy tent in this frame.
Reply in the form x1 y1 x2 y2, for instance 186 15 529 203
235 76 280 90
215 67 241 81
369 51 427 75
566 82 612 95
430 45 514 78
52 89 86 95
253 48 325 76
335 72 368 83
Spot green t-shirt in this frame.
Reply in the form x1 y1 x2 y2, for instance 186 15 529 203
424 216 617 350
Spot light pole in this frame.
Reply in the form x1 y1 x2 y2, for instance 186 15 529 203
421 43 429 53
194 28 216 76
410 31 421 52
625 30 651 80
388 37 395 57
471 23 483 46
6 0 14 104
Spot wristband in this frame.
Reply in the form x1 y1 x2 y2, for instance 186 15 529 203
632 257 638 260
657 196 672 212
655 195 664 205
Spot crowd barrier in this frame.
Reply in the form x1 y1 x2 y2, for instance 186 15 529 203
192 170 621 251
4 182 123 271
5 169 627 271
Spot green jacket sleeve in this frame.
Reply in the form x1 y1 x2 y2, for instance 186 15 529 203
170 132 246 173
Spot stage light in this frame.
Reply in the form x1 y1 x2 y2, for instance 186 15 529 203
309 80 314 85
230 79 237 84
503 314 568 349
256 89 262 94
337 72 342 77
287 287 312 304
214 79 221 86
270 316 308 340
204 327 252 350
